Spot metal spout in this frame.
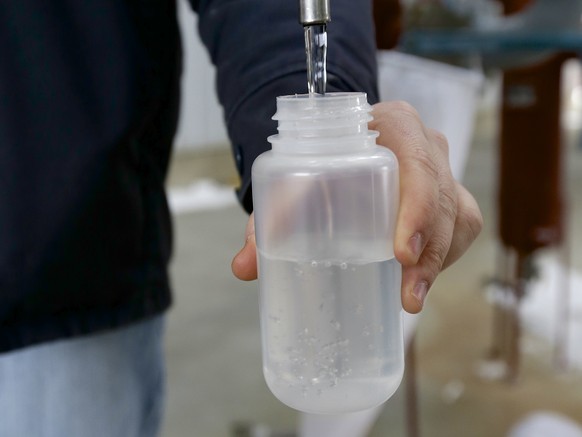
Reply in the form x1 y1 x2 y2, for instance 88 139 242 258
299 0 331 25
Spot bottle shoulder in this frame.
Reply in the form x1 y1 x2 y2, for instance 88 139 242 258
253 145 398 176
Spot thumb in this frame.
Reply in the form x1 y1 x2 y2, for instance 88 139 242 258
232 214 258 281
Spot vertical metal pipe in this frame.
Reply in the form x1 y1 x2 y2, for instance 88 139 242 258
554 240 571 371
489 246 512 361
299 0 331 25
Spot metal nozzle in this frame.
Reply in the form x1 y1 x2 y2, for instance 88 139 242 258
299 0 331 25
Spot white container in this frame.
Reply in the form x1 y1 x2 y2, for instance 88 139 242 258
377 50 483 181
252 93 403 414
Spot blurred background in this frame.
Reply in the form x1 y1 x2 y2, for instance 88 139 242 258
162 0 582 435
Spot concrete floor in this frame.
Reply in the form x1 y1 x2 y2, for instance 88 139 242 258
161 107 582 437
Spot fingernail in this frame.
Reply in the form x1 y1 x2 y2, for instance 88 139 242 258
412 281 428 306
408 232 424 261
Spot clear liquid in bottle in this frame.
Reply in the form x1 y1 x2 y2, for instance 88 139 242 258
252 93 403 414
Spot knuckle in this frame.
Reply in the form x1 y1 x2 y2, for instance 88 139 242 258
390 100 421 120
462 206 484 242
456 185 484 241
422 234 451 274
410 145 440 183
439 180 459 223
377 102 423 137
429 129 450 155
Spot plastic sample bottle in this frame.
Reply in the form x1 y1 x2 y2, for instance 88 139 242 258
252 92 403 414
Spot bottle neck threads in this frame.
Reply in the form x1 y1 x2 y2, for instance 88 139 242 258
268 93 378 154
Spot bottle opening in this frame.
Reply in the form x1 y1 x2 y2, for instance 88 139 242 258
269 93 378 153
273 92 370 120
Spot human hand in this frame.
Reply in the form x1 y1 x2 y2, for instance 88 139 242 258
232 100 483 314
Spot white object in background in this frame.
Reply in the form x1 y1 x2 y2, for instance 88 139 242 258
477 0 582 32
175 0 228 151
520 253 582 370
167 179 236 213
377 50 483 182
299 406 384 437
508 411 582 437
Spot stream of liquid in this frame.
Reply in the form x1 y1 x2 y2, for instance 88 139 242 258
304 24 328 95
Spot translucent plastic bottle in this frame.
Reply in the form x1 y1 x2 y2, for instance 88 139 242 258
252 92 403 414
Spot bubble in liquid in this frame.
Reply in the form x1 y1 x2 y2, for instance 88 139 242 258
311 261 318 268
298 328 317 346
340 262 347 270
339 367 352 378
362 325 371 337
290 355 307 366
287 346 300 356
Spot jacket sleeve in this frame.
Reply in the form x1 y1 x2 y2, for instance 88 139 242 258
190 0 379 213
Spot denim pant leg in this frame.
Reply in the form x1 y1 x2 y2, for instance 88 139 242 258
0 315 166 437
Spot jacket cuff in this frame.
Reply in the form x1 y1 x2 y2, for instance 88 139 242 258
195 0 379 213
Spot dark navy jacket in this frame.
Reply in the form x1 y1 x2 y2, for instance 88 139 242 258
0 0 378 353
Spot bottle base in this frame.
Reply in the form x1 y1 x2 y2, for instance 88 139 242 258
265 372 403 414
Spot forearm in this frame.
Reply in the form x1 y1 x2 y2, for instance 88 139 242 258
193 0 379 213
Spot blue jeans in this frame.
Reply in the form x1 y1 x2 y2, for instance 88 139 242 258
0 315 166 437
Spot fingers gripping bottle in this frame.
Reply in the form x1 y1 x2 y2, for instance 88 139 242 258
252 93 403 414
